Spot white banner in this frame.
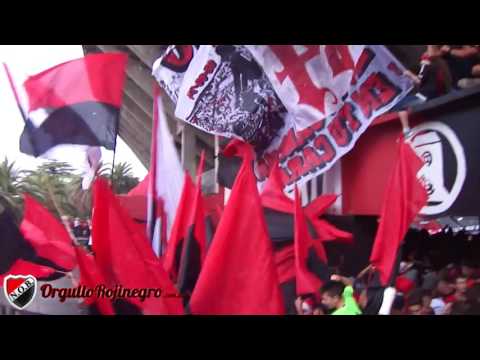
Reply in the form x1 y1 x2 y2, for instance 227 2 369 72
247 45 414 192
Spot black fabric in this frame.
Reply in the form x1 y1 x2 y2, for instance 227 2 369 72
217 154 242 189
112 299 142 315
279 278 297 315
306 247 331 284
176 226 202 297
412 96 480 217
0 206 66 280
20 101 118 157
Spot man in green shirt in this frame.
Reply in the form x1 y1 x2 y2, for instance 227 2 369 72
321 275 362 315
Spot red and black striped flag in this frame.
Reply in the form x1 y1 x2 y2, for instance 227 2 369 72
370 139 428 286
15 53 127 157
0 197 75 283
189 142 284 315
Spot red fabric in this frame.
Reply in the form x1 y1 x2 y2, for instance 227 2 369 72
24 53 128 111
395 276 416 295
443 294 456 304
92 177 183 315
294 187 328 296
74 246 115 315
162 173 196 281
274 245 295 284
128 173 149 197
0 259 56 283
190 142 284 315
261 163 352 243
370 140 428 285
20 194 76 271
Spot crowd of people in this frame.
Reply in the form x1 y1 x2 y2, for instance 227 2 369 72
393 45 480 134
295 229 480 315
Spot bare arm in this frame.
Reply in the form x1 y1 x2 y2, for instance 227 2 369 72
450 46 479 59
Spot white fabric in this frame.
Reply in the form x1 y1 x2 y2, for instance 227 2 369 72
247 45 413 192
431 298 446 315
379 287 397 315
148 94 184 247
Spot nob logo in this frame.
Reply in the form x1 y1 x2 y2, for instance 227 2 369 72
3 274 37 310
410 121 467 216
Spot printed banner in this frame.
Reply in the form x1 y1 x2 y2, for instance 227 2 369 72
247 45 413 192
153 45 287 154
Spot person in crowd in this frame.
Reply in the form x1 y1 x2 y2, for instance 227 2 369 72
453 275 468 304
441 45 480 88
431 275 455 314
320 275 362 315
404 288 434 315
397 45 452 136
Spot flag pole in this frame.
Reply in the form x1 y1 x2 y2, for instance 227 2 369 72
3 63 40 156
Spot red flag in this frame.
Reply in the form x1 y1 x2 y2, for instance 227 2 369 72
0 259 57 284
370 140 428 285
74 246 115 315
19 194 76 271
294 187 329 296
261 163 352 243
163 172 196 282
190 142 284 315
92 177 183 315
176 151 207 296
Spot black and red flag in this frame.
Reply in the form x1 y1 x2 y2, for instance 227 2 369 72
176 151 208 300
0 197 74 283
10 53 127 157
92 177 183 315
162 172 196 282
189 141 284 315
370 139 428 285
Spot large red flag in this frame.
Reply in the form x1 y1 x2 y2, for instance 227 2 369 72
294 187 330 296
370 139 428 285
190 142 284 315
74 246 115 315
162 172 196 282
176 151 207 297
19 193 76 271
92 177 183 315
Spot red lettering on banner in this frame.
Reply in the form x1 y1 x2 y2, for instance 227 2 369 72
350 72 401 118
351 47 375 85
325 45 355 78
327 103 361 147
270 45 332 115
187 60 217 100
313 135 336 166
277 133 336 185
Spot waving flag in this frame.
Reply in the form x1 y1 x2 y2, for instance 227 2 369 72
190 142 284 315
148 86 184 256
12 53 127 158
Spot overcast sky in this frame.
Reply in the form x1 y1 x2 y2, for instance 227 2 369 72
0 45 147 179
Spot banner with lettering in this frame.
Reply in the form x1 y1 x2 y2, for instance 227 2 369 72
246 45 413 192
153 45 288 155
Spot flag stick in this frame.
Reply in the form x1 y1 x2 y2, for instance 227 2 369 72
3 63 40 157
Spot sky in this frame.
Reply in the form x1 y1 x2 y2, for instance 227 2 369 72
0 45 147 179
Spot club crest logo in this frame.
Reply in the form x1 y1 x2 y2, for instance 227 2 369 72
3 274 37 310
410 121 467 216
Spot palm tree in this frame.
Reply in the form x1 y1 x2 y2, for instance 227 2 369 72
19 161 82 219
0 158 24 221
98 162 139 194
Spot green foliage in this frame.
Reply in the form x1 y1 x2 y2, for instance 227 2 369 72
0 158 140 221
